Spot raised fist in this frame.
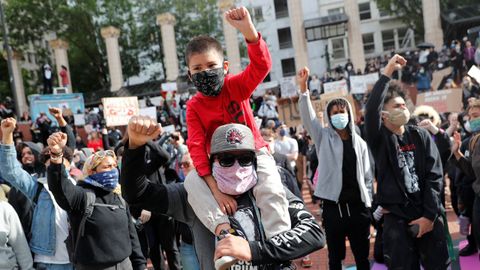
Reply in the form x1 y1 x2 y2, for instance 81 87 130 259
48 107 63 119
296 67 310 93
1 117 16 135
47 132 68 153
128 116 162 149
225 7 258 42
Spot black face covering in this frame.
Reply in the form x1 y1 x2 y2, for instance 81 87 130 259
191 68 225 97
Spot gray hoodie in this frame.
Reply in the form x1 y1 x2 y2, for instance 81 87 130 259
298 91 373 207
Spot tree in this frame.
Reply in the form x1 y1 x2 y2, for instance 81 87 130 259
375 0 479 39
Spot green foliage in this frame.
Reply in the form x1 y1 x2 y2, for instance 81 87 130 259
2 0 221 93
375 0 480 39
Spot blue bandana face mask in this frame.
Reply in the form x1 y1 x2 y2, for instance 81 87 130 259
330 113 349 130
84 168 119 192
469 118 480 133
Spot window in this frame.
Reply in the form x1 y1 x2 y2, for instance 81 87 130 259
363 33 375 54
281 58 296 77
274 0 289 19
251 6 263 22
277 27 293 49
379 7 390 17
382 29 395 51
328 8 344 15
305 24 346 42
358 2 371 20
263 73 271 82
331 38 346 59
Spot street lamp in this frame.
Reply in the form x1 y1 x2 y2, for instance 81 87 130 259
0 1 20 115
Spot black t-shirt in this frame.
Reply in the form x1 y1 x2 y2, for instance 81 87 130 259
338 137 362 203
396 134 420 194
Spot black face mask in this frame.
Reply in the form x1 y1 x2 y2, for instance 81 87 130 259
190 68 225 97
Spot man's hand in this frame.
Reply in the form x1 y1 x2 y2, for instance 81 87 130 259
49 107 67 127
212 187 237 216
47 132 68 154
225 7 258 43
139 210 151 224
297 67 310 93
418 119 439 135
383 54 407 78
1 118 16 145
127 116 162 149
214 234 252 261
452 131 462 158
409 217 434 238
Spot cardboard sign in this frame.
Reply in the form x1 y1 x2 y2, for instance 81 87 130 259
323 79 348 93
280 76 297 98
349 73 379 94
102 97 139 127
277 97 302 128
416 88 462 113
468 65 480 83
431 67 453 91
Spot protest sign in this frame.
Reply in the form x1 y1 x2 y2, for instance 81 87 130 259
349 73 379 94
416 88 462 113
73 114 86 126
468 65 480 83
102 97 139 127
323 79 348 93
28 93 85 124
280 76 297 98
139 107 157 119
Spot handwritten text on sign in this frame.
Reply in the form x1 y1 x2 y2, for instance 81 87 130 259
102 97 139 127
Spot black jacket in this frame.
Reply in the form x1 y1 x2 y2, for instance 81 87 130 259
365 75 444 221
120 143 325 269
47 164 146 269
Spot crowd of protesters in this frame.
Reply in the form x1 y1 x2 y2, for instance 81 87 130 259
1 6 480 270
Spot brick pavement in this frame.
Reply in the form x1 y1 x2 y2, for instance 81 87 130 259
293 182 465 270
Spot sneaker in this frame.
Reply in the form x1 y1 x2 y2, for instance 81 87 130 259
301 256 312 268
459 244 477 257
215 229 239 270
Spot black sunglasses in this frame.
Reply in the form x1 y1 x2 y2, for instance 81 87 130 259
216 153 255 167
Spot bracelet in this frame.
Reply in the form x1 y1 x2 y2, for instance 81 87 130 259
50 154 63 162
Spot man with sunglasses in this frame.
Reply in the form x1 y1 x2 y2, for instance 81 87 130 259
121 116 325 270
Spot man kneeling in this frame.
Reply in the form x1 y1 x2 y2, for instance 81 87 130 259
120 116 325 269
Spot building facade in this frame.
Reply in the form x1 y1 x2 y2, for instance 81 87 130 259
241 0 417 83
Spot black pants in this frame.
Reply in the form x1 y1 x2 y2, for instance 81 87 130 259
473 195 480 252
322 202 371 270
139 216 182 270
383 214 449 270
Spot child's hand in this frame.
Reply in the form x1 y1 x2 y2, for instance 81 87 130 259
212 188 237 215
225 6 258 43
296 67 310 93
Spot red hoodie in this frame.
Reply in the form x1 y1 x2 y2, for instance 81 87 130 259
186 34 271 177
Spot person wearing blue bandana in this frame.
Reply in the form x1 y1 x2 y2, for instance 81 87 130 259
45 132 146 270
297 67 373 270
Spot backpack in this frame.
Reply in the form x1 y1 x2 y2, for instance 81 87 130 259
65 189 126 263
7 183 43 242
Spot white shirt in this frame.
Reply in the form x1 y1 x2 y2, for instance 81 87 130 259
274 137 298 168
34 179 72 264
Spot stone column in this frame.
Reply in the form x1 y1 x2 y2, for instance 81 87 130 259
3 51 28 114
157 13 179 81
101 26 124 92
287 0 309 71
218 0 242 75
344 0 366 72
49 39 72 93
422 0 444 49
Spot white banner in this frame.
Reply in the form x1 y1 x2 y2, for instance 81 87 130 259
323 79 348 93
102 97 139 127
349 73 379 94
73 114 85 126
468 65 480 83
280 76 297 98
161 82 177 92
139 107 157 120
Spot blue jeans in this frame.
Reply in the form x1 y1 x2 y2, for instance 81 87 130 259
179 242 200 270
34 263 74 270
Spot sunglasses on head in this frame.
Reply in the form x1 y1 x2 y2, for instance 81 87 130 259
216 152 255 167
94 150 115 158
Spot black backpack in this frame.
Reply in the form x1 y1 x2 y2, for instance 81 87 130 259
7 183 43 242
65 189 126 263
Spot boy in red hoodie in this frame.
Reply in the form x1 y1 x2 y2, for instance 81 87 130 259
184 6 290 268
